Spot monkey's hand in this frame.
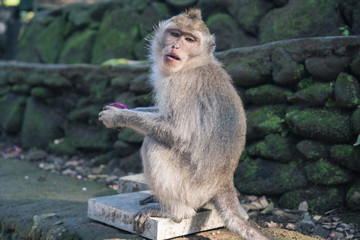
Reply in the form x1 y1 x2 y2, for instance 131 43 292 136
133 203 162 234
98 106 129 129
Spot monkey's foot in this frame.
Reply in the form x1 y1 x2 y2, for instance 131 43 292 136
133 203 162 234
139 195 158 205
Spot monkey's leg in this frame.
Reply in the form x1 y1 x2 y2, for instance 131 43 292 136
213 188 271 240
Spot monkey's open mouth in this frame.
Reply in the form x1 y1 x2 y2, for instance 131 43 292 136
166 54 181 61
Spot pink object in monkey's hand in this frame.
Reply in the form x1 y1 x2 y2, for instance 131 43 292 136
109 102 129 109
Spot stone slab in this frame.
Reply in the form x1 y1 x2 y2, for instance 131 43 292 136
88 191 225 240
118 173 149 193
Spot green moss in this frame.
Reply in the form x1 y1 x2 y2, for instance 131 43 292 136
67 106 100 125
245 84 293 105
31 87 52 99
26 72 45 85
305 159 354 185
285 109 353 143
297 77 316 89
335 72 360 108
330 144 360 171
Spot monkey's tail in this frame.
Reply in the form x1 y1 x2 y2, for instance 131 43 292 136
213 189 271 240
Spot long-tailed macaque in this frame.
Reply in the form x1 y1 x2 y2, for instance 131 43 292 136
99 9 270 240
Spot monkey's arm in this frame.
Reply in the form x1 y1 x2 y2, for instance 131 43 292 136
133 106 158 112
99 106 176 146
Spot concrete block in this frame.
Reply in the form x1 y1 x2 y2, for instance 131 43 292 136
118 173 149 193
88 191 225 240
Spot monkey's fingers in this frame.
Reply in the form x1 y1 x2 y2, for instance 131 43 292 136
133 211 150 234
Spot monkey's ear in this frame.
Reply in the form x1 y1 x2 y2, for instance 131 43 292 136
184 8 202 21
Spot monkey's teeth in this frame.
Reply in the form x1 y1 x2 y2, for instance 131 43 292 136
167 54 180 60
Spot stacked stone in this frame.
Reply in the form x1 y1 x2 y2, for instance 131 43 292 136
217 37 360 213
0 36 360 212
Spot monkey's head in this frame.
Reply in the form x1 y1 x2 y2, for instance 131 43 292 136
150 9 216 75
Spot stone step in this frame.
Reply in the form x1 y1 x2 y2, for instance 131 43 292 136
118 173 149 193
88 191 225 240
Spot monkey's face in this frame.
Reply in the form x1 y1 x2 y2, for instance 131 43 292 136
159 28 203 74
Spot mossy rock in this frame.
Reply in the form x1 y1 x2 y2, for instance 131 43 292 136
246 105 287 140
21 97 64 149
91 9 141 63
35 17 68 63
118 128 144 144
0 93 26 134
58 29 97 64
259 0 343 43
330 144 360 172
111 76 131 92
26 72 46 85
235 158 307 195
296 140 328 161
305 56 350 82
67 105 100 125
0 71 9 86
16 14 54 62
43 75 71 88
129 73 151 94
248 134 296 163
64 2 94 28
206 13 245 51
334 72 360 108
245 84 293 105
0 86 10 96
165 0 197 10
285 109 353 143
350 53 360 77
8 71 26 84
11 84 30 94
272 47 306 85
226 0 274 35
279 186 345 213
225 53 271 87
130 94 154 108
346 180 360 211
296 77 316 90
50 124 114 153
304 159 355 185
31 87 53 100
288 82 334 107
117 151 143 173
352 108 360 134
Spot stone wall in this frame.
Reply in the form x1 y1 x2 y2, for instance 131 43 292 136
15 0 360 64
1 36 360 213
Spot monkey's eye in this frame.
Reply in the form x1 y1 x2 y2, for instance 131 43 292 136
185 37 195 43
170 31 180 38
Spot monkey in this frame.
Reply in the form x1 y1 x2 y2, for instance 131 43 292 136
99 9 270 240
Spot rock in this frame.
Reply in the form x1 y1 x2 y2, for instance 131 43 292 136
296 140 329 161
245 84 293 105
91 9 140 63
129 73 151 94
26 149 48 162
350 53 360 77
248 134 296 163
111 76 131 92
305 159 355 185
272 47 306 85
279 186 345 213
165 0 197 10
287 82 334 107
305 56 350 82
113 140 137 157
21 97 64 149
31 87 53 100
0 93 26 134
58 29 97 64
334 72 360 108
43 75 71 88
312 225 330 239
352 108 360 135
300 219 315 233
206 13 257 50
329 144 360 172
234 157 308 195
346 181 360 210
259 0 344 43
298 201 308 212
225 0 274 36
246 105 287 140
272 210 299 223
285 109 353 143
